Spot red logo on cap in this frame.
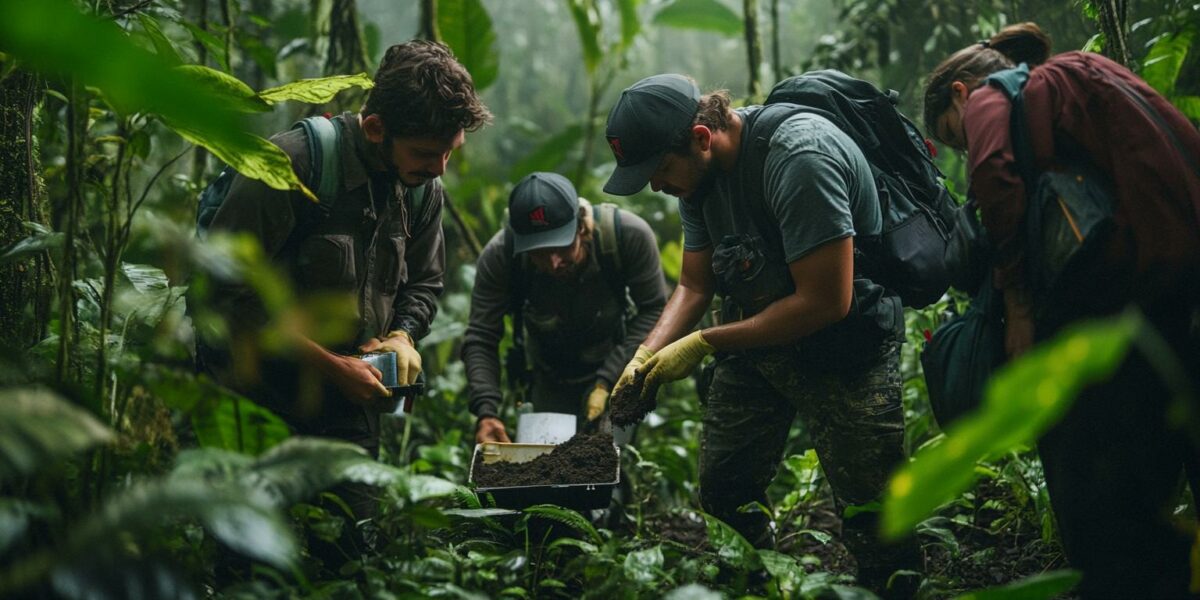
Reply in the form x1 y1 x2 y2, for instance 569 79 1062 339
607 136 624 161
528 206 549 227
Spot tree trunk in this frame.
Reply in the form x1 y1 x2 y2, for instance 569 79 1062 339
0 70 50 349
1096 0 1130 67
420 0 439 41
743 0 762 98
325 0 371 112
191 0 210 182
770 0 781 82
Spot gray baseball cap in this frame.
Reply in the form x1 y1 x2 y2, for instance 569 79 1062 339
603 74 700 196
508 172 579 254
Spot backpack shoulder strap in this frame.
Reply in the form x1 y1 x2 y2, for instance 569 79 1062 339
984 64 1036 186
593 203 627 306
407 179 431 228
292 116 343 208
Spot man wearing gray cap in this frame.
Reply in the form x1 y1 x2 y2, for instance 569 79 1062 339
603 75 918 592
461 172 668 444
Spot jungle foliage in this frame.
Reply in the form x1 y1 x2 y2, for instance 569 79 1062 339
0 0 1197 598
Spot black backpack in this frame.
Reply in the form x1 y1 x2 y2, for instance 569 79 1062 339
502 203 627 397
740 70 957 308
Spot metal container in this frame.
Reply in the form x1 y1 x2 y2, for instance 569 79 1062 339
516 412 576 444
469 442 620 511
358 352 424 415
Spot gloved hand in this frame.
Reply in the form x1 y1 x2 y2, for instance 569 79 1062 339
585 382 609 422
611 345 653 401
359 330 422 385
637 331 715 399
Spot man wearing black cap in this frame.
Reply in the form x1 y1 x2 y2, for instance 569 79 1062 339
461 172 668 444
603 75 917 592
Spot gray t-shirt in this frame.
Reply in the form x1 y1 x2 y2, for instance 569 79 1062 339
680 107 902 364
680 108 880 259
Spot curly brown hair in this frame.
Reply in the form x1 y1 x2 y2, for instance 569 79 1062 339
362 40 492 139
667 87 733 155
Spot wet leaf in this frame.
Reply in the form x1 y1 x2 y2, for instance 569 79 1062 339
258 73 375 105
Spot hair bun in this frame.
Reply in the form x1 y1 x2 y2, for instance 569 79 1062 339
989 22 1052 67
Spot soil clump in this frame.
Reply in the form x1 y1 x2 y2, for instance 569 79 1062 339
610 369 657 426
473 432 617 488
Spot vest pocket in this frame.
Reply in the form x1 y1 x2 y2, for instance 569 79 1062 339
296 234 356 290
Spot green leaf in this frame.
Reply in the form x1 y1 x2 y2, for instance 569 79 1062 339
623 545 663 585
175 65 270 113
0 387 114 484
438 0 499 91
70 479 295 568
0 0 248 167
179 21 229 72
616 0 642 50
883 314 1140 539
566 0 603 74
1141 29 1194 97
508 123 586 181
0 225 63 266
136 14 182 65
166 122 317 202
653 0 743 37
120 263 168 294
404 474 464 503
664 584 724 600
1172 95 1200 121
957 569 1082 600
0 499 57 556
702 511 762 570
523 504 602 543
258 73 375 105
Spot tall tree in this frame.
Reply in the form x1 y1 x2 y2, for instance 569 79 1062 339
0 70 50 349
325 0 371 111
743 0 762 98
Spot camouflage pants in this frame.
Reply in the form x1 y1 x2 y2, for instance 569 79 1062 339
699 338 916 578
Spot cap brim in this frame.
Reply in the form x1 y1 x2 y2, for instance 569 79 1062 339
512 216 578 254
603 152 664 196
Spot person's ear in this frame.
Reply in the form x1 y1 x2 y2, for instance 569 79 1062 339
693 125 713 152
950 81 970 105
361 113 386 144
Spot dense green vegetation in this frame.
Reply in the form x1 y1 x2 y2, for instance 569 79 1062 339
0 0 1197 598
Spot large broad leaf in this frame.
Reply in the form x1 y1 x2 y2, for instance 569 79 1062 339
135 14 183 65
1174 96 1200 121
0 223 63 266
702 512 762 570
566 0 603 74
508 123 586 180
883 314 1139 539
174 65 270 113
438 0 499 91
68 479 295 568
167 122 317 202
653 0 743 37
623 545 664 585
0 0 246 150
51 556 198 600
258 73 375 105
957 570 1082 600
136 365 289 455
1141 28 1195 98
0 387 114 484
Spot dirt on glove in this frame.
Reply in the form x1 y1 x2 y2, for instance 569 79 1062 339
610 369 657 427
472 431 618 488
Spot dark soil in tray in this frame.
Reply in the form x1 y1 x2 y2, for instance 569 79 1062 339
472 432 618 488
610 369 657 426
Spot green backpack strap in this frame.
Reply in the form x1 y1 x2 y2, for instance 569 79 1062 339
406 178 432 229
293 116 342 208
594 202 628 312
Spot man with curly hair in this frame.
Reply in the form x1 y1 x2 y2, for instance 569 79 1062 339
201 40 491 456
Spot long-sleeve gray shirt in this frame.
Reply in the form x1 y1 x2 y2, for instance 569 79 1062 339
461 207 668 419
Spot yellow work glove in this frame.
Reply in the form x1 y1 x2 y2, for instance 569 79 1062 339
362 330 422 385
585 382 609 422
637 331 715 399
611 345 654 401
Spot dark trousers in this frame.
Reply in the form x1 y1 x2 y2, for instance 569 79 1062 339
699 340 918 582
1036 300 1200 599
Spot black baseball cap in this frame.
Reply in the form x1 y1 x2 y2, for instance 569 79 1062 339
508 172 579 254
603 74 700 196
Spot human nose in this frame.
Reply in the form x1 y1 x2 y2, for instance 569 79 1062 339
549 253 565 270
429 152 450 177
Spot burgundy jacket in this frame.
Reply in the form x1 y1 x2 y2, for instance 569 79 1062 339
963 51 1200 298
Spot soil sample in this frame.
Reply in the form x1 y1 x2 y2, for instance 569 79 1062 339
610 369 657 426
473 432 617 488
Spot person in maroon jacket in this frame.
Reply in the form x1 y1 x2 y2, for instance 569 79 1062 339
923 22 1200 599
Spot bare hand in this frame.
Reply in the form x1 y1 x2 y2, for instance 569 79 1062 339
475 417 511 444
323 354 391 408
